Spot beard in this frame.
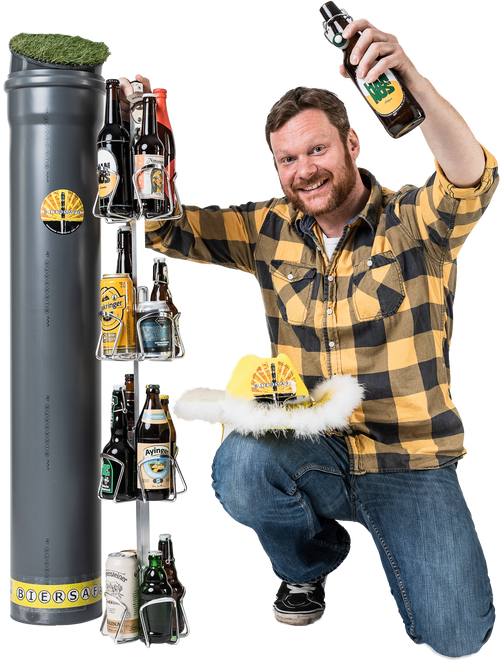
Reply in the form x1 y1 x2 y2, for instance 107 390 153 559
282 150 358 218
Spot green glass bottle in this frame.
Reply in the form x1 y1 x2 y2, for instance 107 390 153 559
139 550 173 644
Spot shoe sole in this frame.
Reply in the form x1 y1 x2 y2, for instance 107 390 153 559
273 608 324 626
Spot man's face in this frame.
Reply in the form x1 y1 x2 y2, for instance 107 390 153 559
270 108 358 218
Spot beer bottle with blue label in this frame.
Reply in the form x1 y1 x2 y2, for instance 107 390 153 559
135 385 172 501
319 3 425 138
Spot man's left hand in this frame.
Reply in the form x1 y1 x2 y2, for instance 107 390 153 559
339 19 420 88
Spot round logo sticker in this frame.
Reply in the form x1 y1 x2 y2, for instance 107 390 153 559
41 189 84 235
357 69 405 116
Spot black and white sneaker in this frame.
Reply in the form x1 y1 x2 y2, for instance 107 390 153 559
273 578 326 626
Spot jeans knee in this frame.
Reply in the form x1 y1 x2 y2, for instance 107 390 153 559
418 606 495 658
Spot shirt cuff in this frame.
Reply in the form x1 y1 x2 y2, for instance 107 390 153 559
435 145 498 199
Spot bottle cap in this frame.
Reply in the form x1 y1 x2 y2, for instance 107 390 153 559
160 395 169 400
333 33 348 48
143 92 156 98
159 533 171 540
148 549 162 556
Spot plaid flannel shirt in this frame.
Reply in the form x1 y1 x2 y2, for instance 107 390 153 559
145 148 498 474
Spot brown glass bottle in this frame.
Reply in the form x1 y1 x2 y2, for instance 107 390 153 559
319 3 425 138
158 531 186 634
134 94 166 218
151 259 181 355
116 226 133 278
97 79 134 217
135 385 172 500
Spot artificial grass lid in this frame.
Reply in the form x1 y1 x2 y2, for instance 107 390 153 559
9 33 110 67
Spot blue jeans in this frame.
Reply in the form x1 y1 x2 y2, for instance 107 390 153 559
211 431 494 657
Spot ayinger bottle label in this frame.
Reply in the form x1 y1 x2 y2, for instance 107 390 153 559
137 443 170 490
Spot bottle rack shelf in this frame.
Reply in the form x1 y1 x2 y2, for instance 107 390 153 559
97 113 189 643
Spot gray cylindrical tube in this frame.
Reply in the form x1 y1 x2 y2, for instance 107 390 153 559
6 61 103 625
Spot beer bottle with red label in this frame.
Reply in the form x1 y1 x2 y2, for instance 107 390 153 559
319 3 425 138
153 88 176 208
97 79 134 217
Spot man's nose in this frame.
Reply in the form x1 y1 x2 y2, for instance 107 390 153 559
295 156 317 182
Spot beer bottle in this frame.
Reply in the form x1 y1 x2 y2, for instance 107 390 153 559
158 534 185 635
101 386 137 501
135 385 172 501
160 395 178 461
125 373 135 445
151 258 181 355
116 226 133 278
319 3 425 138
134 94 166 218
153 88 176 207
138 550 174 644
97 79 134 217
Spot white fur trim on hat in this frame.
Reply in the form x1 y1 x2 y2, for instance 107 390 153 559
174 374 363 438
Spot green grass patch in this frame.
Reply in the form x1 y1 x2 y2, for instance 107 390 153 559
9 33 110 66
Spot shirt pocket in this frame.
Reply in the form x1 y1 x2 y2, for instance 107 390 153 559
270 260 317 325
351 251 405 321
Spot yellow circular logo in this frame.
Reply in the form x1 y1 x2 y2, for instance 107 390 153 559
40 189 84 235
358 70 404 116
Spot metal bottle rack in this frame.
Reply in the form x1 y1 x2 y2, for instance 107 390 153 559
96 98 189 645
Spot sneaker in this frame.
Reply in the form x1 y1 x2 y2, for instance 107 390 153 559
273 578 326 626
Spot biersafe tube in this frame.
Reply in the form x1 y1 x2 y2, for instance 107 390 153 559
5 49 104 625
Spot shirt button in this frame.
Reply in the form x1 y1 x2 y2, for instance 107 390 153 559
328 275 334 282
367 259 373 267
287 273 293 280
329 341 335 348
327 308 332 315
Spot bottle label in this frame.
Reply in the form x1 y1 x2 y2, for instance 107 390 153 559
97 148 118 198
141 408 168 424
140 319 172 354
101 457 114 494
357 70 405 116
137 443 171 490
134 155 164 199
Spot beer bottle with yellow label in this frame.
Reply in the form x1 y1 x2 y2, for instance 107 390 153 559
319 3 425 138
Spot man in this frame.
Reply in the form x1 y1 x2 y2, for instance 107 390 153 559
120 17 497 657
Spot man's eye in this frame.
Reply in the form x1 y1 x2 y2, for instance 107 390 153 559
282 156 295 164
312 146 324 154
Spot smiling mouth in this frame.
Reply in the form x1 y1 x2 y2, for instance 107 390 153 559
298 178 328 192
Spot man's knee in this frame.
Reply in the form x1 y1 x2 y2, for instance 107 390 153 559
211 432 273 522
417 605 495 657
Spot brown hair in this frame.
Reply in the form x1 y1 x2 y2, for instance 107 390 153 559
265 87 350 151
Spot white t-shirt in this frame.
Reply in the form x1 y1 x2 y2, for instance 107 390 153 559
322 233 341 260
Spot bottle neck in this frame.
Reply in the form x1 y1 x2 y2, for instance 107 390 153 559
159 538 174 563
110 392 127 434
142 97 158 136
148 554 162 569
117 231 132 274
105 83 123 125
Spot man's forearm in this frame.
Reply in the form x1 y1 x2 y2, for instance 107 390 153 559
408 74 485 188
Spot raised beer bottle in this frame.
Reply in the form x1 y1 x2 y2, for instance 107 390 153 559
134 93 166 218
319 3 425 138
97 79 134 217
116 226 133 278
135 385 172 501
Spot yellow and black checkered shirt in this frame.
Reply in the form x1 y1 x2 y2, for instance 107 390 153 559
146 148 498 474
